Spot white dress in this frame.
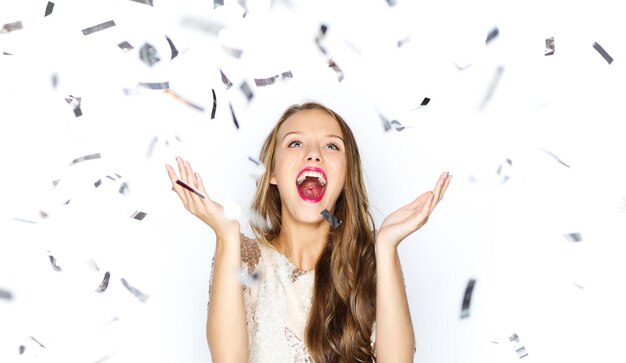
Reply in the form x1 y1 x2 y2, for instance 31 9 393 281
209 234 376 362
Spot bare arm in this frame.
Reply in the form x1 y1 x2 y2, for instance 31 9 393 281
374 172 452 362
166 157 248 362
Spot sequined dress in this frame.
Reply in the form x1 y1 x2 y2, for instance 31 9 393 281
208 234 376 362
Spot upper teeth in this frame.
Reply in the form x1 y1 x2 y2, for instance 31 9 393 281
296 170 326 186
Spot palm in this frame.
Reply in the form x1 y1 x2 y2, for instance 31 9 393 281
377 173 452 248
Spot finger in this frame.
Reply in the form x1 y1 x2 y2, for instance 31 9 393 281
437 175 452 203
429 172 447 211
166 163 189 207
176 156 193 206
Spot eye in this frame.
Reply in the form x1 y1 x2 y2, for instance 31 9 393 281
288 140 303 148
324 143 339 151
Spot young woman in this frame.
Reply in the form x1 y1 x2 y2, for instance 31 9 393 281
165 102 452 362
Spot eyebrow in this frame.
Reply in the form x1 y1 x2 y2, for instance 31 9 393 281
282 131 344 143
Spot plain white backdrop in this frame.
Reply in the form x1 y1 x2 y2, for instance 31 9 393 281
1 0 625 362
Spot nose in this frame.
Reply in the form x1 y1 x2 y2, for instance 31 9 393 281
305 147 322 162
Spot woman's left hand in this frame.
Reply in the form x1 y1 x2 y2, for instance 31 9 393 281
376 172 452 250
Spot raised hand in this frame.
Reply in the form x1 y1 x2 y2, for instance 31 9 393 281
165 156 240 238
376 172 452 250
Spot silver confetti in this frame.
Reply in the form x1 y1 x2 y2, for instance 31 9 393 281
544 37 555 56
1 21 23 33
95 272 110 293
592 41 613 64
70 153 101 166
139 43 160 66
460 278 476 319
254 71 293 87
44 2 55 17
64 95 82 117
485 27 499 45
222 44 243 58
478 65 504 110
564 232 582 242
539 147 570 168
130 211 148 220
239 81 254 101
48 253 62 271
130 0 153 5
315 24 328 54
220 69 233 89
138 82 170 89
117 41 133 52
120 278 149 303
328 59 344 82
81 20 116 36
0 288 13 300
321 209 341 229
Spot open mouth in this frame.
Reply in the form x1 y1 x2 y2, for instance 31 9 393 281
295 167 327 203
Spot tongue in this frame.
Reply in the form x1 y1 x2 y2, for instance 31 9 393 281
298 179 324 200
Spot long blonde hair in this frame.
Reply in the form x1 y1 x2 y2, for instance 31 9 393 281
251 102 377 362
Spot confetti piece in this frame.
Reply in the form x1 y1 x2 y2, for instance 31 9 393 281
479 65 504 110
421 97 430 106
222 44 243 58
0 288 13 300
12 218 37 224
19 345 25 354
44 2 55 17
29 336 46 348
229 102 240 129
544 37 555 56
539 147 570 168
165 35 178 59
385 0 398 6
380 114 407 132
165 89 204 111
564 232 582 242
509 333 519 343
93 354 115 363
81 20 116 36
117 41 133 52
94 174 122 188
70 153 101 166
239 81 254 101
87 259 100 271
321 209 342 229
516 347 528 358
460 278 476 319
485 27 499 45
64 95 82 117
138 81 170 89
397 36 410 47
131 0 154 5
48 254 61 271
328 59 344 82
95 272 110 293
120 278 149 303
119 182 130 195
254 70 293 86
130 211 147 220
176 179 206 198
219 70 233 90
592 41 613 64
572 282 584 289
139 43 160 66
51 73 58 88
214 0 224 8
1 21 23 33
211 89 217 119
315 24 328 54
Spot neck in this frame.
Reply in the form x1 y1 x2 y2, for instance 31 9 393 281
275 211 330 272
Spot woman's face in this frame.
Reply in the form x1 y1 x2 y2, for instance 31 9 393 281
270 109 347 225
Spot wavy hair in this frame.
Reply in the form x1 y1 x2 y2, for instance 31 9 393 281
250 102 377 362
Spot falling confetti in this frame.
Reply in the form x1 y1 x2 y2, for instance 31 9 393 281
509 333 529 359
95 272 111 293
70 153 101 166
165 89 204 111
139 43 160 66
321 209 342 229
539 147 570 168
485 27 499 45
48 253 62 271
248 156 266 180
44 2 55 17
0 288 13 300
254 70 293 87
544 37 555 56
120 278 149 303
131 0 154 6
420 97 430 106
397 36 411 47
214 0 224 9
479 65 504 110
165 35 179 59
64 95 83 117
211 89 217 119
138 82 170 89
315 24 328 54
239 81 254 101
81 20 116 36
222 44 243 58
1 21 23 33
328 59 344 82
176 179 206 199
220 69 233 89
130 211 148 221
229 102 240 129
592 41 613 64
460 278 476 319
117 41 133 52
380 114 407 132
564 233 582 242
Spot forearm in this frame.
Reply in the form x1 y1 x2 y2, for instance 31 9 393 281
375 244 415 362
207 232 248 362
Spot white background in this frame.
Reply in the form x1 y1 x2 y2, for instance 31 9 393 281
1 0 625 362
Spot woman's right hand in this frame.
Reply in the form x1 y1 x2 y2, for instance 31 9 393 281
166 156 240 238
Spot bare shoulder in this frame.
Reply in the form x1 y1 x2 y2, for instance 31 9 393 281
240 233 261 274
